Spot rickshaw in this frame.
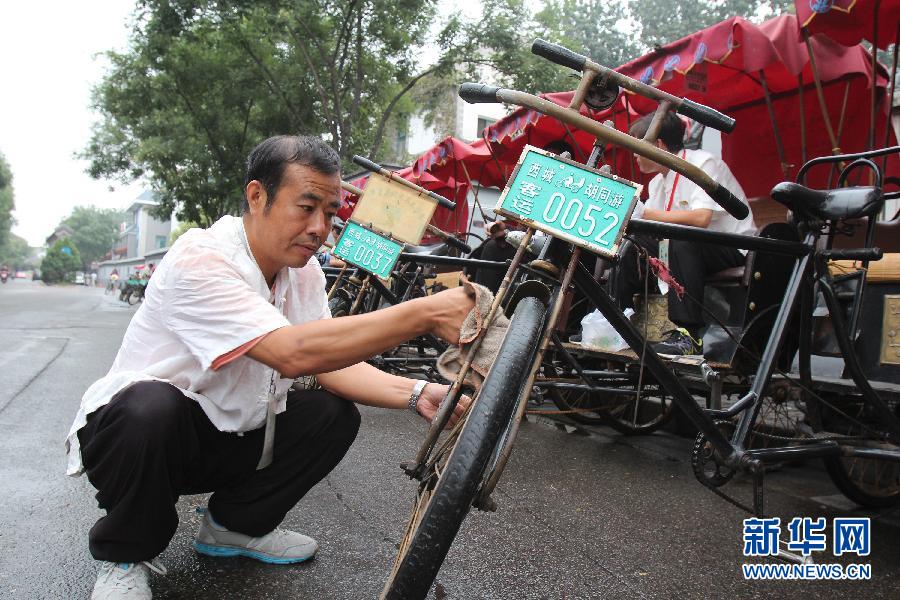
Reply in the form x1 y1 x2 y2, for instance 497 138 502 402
377 39 900 599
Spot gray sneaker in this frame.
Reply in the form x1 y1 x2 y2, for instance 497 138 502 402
91 559 166 599
193 509 318 564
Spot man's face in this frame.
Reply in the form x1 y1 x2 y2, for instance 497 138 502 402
491 223 507 239
248 163 341 269
635 139 669 175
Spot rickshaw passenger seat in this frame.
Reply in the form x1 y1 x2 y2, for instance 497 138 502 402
705 251 756 287
771 182 882 222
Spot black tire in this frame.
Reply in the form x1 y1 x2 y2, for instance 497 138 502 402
382 296 546 599
328 296 350 318
809 392 900 507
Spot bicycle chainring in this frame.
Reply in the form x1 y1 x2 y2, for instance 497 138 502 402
692 420 737 488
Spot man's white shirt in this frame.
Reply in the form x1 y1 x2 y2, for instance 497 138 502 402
65 215 330 476
644 148 757 239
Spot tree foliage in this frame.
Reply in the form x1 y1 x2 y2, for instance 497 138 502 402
82 0 446 224
0 151 15 252
62 206 125 269
0 233 33 269
41 239 82 284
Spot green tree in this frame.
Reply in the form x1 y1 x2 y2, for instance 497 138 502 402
62 206 125 269
41 239 82 284
0 233 34 269
0 151 14 252
630 0 792 48
82 0 446 225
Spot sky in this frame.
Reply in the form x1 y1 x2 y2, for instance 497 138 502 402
0 1 143 246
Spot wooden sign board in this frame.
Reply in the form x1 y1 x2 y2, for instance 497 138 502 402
351 173 438 245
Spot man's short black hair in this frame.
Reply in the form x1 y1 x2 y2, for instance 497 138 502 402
243 135 341 212
628 112 686 153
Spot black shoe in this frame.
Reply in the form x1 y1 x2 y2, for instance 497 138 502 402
651 328 702 356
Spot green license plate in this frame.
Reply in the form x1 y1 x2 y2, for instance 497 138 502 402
333 221 403 280
496 145 640 258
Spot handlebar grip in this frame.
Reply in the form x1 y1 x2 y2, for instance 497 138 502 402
352 155 382 174
677 98 736 134
821 247 883 261
710 184 749 220
352 154 455 210
442 235 472 254
531 38 587 72
458 82 500 104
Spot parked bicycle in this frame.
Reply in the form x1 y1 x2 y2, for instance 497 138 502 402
379 39 900 599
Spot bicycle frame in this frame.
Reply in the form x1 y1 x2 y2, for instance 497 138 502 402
410 68 900 515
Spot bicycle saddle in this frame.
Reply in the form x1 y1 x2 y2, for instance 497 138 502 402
771 182 882 222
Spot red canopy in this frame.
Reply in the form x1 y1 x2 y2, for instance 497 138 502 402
479 91 641 188
612 14 895 197
795 0 900 48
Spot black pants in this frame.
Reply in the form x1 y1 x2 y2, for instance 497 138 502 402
77 381 361 563
613 235 745 331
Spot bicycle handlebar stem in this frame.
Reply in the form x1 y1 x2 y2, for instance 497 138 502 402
531 39 736 133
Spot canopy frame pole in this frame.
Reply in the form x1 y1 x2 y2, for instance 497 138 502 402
482 133 509 186
459 159 488 237
561 123 589 162
870 0 882 152
802 27 841 156
624 94 636 181
883 23 900 174
759 70 791 180
798 76 808 165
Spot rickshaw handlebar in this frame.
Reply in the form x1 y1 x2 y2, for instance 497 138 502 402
351 155 457 211
530 39 736 134
457 84 749 221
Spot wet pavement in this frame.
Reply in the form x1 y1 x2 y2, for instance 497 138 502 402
1 281 898 599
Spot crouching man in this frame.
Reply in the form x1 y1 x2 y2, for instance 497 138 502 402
67 135 474 599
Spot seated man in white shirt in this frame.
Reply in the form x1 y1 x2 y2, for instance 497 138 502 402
614 112 757 356
68 135 475 599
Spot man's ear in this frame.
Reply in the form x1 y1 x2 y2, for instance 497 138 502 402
245 180 268 214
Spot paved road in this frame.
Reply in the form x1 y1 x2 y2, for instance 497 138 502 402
1 281 898 599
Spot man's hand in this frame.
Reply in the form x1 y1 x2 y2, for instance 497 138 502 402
416 383 472 428
426 286 476 345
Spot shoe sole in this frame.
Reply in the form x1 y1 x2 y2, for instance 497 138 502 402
192 541 316 564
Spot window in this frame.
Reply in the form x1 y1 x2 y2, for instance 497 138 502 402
156 235 167 249
476 116 497 136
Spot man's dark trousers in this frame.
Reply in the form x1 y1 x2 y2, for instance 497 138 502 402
613 235 744 332
78 381 361 563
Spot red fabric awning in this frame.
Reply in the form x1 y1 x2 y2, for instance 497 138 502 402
795 0 900 48
610 14 896 197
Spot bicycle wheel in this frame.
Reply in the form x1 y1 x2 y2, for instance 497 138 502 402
328 296 350 318
382 296 546 600
543 360 608 425
810 391 900 507
600 379 674 435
